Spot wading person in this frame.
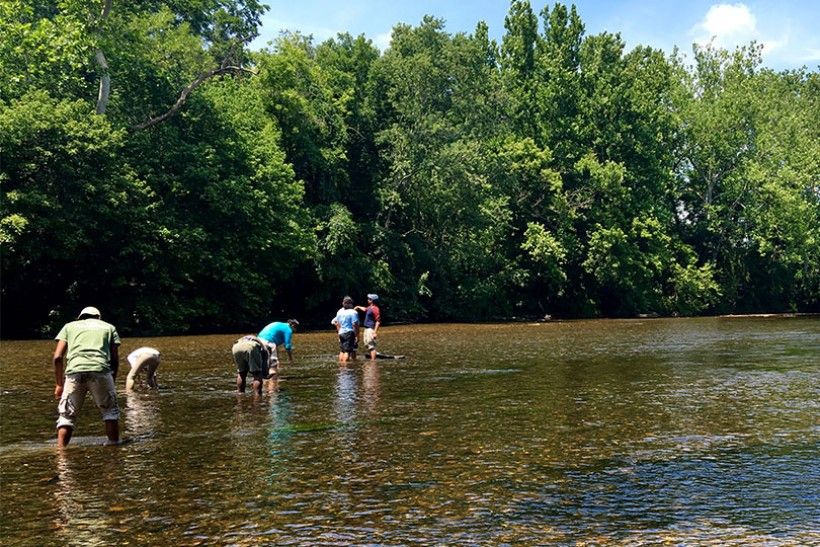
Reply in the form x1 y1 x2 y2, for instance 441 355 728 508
354 294 381 360
125 347 161 391
332 296 359 363
53 306 121 447
257 319 298 377
231 335 270 394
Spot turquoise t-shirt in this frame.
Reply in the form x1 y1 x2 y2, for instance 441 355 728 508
257 322 294 351
55 318 120 374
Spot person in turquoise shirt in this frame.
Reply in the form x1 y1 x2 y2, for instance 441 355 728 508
257 319 299 375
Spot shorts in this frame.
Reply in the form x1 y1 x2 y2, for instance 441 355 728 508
339 331 356 353
262 341 279 368
232 339 266 379
363 328 377 350
57 372 119 429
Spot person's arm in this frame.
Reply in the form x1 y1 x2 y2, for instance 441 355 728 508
110 343 120 380
284 329 294 362
353 321 359 342
354 305 366 312
53 340 67 399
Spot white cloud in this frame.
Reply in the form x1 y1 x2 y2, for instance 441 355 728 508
760 35 788 55
374 31 392 52
686 3 820 69
692 3 757 48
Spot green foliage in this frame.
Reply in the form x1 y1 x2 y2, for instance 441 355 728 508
2 1 817 336
667 261 722 315
672 43 819 312
0 1 95 102
1 91 134 333
521 222 567 289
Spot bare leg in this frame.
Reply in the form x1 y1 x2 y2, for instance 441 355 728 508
251 378 263 394
57 426 73 448
236 371 247 393
146 358 160 389
104 419 119 445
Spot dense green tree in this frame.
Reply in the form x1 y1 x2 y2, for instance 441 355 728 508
1 92 136 335
672 43 819 312
1 1 313 335
369 17 519 319
2 1 817 337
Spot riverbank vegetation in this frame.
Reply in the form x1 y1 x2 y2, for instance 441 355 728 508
2 1 818 337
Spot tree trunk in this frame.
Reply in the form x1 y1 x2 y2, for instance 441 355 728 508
133 66 256 130
94 0 113 115
95 49 110 114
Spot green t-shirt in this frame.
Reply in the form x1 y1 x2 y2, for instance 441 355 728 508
56 318 121 374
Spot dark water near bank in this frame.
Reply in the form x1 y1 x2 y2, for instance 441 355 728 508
1 317 818 545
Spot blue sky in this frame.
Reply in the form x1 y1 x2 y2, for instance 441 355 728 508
252 1 820 71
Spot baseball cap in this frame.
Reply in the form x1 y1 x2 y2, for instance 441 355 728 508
78 306 101 318
367 293 379 301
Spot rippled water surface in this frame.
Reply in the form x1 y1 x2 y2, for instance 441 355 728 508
1 317 818 545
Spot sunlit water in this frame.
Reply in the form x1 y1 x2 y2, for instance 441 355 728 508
1 317 818 545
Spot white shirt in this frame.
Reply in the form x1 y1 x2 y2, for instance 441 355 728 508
127 347 161 367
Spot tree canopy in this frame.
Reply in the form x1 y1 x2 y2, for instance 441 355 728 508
2 1 817 337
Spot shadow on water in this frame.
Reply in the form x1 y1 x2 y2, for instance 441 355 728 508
1 318 818 544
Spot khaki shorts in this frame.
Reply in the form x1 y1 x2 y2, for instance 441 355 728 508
57 372 119 429
232 339 266 377
363 328 377 350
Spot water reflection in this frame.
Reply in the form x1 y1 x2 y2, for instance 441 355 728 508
333 361 382 423
124 391 161 440
333 365 358 426
362 361 381 414
53 448 122 546
0 319 817 544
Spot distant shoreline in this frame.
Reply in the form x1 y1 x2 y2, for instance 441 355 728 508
2 313 817 341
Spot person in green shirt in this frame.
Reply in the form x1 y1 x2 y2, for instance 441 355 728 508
53 306 121 447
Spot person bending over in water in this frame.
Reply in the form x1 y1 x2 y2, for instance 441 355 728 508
231 335 270 394
257 319 298 377
332 296 359 363
125 347 161 391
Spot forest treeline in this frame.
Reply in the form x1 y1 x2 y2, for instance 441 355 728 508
1 1 818 337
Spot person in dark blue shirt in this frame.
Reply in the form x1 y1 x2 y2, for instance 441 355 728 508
355 294 381 360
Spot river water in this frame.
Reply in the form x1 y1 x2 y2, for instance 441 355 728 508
1 317 818 545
